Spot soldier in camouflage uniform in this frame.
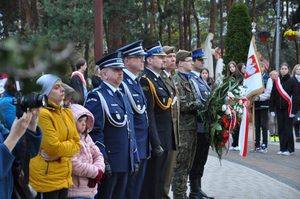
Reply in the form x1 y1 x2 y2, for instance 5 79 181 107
172 50 201 199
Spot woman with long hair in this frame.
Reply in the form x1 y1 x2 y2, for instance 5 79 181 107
225 61 244 151
200 68 216 90
270 63 298 155
225 61 244 84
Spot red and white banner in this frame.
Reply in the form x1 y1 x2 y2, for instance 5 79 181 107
244 38 264 101
239 98 250 157
275 78 293 118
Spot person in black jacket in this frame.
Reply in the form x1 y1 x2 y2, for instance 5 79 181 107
270 63 298 156
92 65 102 88
70 59 88 104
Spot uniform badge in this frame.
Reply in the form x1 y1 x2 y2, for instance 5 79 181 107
107 89 113 96
142 86 149 91
118 52 122 58
116 111 121 120
127 78 133 85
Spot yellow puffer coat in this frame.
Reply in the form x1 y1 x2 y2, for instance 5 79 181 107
29 101 81 193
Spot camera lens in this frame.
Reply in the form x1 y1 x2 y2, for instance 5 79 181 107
22 94 48 108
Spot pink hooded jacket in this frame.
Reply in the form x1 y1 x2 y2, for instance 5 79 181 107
68 104 105 198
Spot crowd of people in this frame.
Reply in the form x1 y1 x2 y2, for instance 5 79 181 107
0 39 299 199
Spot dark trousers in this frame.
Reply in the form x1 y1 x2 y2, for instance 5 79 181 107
36 188 68 199
232 126 240 147
294 123 300 137
255 109 269 147
189 133 209 180
97 172 129 199
139 151 169 199
276 109 295 152
125 159 148 199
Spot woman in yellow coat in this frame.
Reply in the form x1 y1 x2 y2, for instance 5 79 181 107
29 74 81 199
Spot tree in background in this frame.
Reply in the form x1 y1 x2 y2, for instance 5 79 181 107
223 3 251 73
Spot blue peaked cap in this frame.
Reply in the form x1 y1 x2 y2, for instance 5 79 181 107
118 40 147 57
96 51 125 70
144 41 167 59
192 48 207 59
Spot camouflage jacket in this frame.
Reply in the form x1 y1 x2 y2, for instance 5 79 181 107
173 72 201 131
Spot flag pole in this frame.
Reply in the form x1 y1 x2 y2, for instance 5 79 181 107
252 101 255 151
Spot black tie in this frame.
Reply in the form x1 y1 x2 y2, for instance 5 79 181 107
116 90 124 104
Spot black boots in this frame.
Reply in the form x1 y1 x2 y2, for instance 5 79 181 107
189 179 215 199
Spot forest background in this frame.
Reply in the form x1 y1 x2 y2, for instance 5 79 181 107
0 0 300 84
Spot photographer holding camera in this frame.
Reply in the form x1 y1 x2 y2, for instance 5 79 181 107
0 108 43 199
29 74 81 199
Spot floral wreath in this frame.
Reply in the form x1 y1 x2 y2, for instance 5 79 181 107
201 76 249 161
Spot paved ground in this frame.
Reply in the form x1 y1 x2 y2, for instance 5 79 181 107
168 123 300 199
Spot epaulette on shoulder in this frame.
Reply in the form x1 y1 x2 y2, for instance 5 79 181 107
139 74 147 81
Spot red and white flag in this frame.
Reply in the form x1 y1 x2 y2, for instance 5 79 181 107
244 38 264 101
239 37 264 157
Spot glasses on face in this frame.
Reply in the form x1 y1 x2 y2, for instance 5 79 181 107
127 55 145 60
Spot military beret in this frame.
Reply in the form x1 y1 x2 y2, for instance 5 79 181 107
176 50 192 63
162 46 175 54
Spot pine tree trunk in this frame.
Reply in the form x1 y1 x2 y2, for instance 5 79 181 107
184 0 188 50
158 0 163 41
150 0 155 36
192 1 200 48
209 0 217 35
178 0 183 49
31 0 38 31
188 1 192 50
84 40 89 79
20 0 33 30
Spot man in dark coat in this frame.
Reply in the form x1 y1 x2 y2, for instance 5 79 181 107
139 42 175 199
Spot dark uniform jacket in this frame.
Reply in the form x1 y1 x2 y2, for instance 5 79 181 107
120 71 151 159
139 68 175 151
84 82 139 172
160 70 180 150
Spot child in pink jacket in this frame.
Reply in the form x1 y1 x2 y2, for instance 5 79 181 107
68 104 105 199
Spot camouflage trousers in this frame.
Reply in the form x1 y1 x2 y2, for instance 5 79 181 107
172 130 197 198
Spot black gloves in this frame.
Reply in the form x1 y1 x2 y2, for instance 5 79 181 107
131 162 139 178
152 145 164 156
102 157 112 180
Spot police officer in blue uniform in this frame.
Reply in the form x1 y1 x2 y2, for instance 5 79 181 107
139 42 175 199
84 51 140 199
118 40 151 199
189 48 214 199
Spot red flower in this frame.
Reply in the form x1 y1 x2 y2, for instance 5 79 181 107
222 115 227 123
224 121 229 128
223 130 229 138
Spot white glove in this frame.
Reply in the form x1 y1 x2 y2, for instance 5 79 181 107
270 112 275 116
290 114 295 118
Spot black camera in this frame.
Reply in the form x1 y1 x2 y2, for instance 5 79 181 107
13 80 47 118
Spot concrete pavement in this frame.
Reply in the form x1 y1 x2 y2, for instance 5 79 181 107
168 123 300 199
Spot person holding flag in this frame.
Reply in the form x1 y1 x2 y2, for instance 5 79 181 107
270 63 298 156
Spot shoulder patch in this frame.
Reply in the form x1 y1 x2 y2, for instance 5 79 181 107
86 98 98 103
142 86 149 91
